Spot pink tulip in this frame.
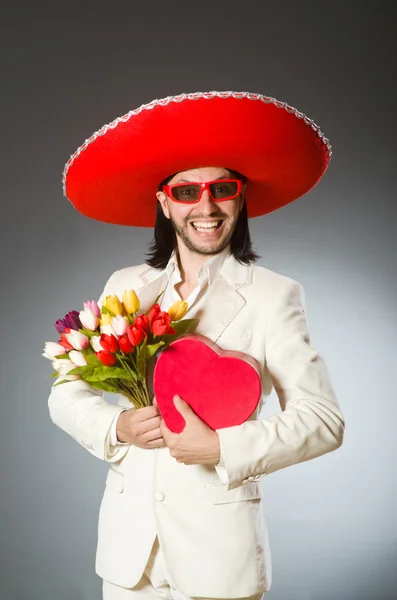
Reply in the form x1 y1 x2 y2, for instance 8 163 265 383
65 329 89 350
84 300 100 317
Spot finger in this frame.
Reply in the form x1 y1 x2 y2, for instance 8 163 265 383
137 405 161 420
138 416 162 434
141 427 162 442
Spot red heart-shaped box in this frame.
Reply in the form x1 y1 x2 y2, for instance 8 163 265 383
153 334 262 433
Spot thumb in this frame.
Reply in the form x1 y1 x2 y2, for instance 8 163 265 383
173 395 192 415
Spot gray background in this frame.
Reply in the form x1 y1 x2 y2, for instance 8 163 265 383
1 2 396 599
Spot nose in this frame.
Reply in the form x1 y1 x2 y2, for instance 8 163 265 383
198 188 218 211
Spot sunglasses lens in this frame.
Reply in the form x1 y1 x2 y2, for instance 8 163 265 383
172 185 201 202
209 181 238 199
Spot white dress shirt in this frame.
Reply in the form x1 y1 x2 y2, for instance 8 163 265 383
107 245 231 483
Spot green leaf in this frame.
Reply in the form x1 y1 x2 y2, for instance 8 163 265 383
81 366 132 382
101 306 116 317
85 353 103 367
66 366 95 377
82 380 120 393
52 379 70 387
145 288 166 316
160 318 199 348
171 318 199 334
79 327 99 339
137 337 148 378
55 353 70 359
146 341 165 360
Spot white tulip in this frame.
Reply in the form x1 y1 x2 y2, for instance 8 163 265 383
52 358 76 375
90 335 103 352
100 324 118 338
69 350 88 366
42 342 66 360
111 314 129 336
79 308 99 331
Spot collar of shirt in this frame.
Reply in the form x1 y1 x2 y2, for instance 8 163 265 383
165 244 232 286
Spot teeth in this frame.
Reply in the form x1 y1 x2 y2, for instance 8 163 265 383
192 220 221 230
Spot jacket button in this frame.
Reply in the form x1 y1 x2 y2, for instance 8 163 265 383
154 491 165 502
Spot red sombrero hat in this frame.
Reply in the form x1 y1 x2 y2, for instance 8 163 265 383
63 91 332 227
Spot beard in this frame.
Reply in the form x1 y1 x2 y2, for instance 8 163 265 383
169 213 236 256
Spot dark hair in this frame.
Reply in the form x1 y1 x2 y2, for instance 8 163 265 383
145 168 261 269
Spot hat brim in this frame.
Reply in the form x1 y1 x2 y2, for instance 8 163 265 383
63 91 331 227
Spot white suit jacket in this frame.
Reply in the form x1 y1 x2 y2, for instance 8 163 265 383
48 253 345 598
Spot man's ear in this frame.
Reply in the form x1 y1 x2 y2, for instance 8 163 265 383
156 191 170 219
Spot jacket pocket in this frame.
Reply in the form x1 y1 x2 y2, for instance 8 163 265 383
105 468 125 493
206 481 261 504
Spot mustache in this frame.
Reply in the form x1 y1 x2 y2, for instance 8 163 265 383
186 214 227 221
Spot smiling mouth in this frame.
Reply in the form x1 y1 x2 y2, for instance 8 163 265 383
190 220 224 231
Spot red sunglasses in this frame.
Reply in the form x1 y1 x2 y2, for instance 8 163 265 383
162 178 244 204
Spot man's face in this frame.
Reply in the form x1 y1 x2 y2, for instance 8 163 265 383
156 166 246 256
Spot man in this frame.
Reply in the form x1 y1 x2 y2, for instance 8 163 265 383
48 91 345 599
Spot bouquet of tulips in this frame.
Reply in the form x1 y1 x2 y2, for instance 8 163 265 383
42 289 197 408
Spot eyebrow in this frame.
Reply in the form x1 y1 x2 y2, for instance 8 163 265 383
175 175 231 183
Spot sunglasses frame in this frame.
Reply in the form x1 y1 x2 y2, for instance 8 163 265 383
162 178 244 204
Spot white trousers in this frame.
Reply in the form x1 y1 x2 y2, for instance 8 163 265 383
102 535 264 600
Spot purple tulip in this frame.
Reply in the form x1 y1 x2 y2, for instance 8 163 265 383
64 310 82 330
54 319 66 334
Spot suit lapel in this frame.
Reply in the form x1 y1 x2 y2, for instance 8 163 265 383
133 254 253 343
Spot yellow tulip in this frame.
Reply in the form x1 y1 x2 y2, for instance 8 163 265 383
122 289 140 314
99 313 113 326
103 295 124 316
168 300 188 321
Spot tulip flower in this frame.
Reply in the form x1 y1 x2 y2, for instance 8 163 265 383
99 313 113 326
54 319 66 334
100 323 118 338
134 314 149 333
148 304 161 329
84 300 100 317
42 342 67 360
90 335 103 352
52 358 76 375
79 308 99 331
103 295 124 316
127 324 146 346
58 333 74 351
151 311 176 336
111 314 129 336
122 289 140 314
96 350 117 366
119 334 135 354
100 333 119 353
167 300 188 321
65 329 89 350
69 350 88 366
64 310 82 330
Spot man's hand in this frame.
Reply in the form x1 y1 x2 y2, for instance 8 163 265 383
156 395 221 465
116 405 166 449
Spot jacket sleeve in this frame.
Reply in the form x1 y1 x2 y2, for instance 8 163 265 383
215 280 345 490
47 271 131 462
